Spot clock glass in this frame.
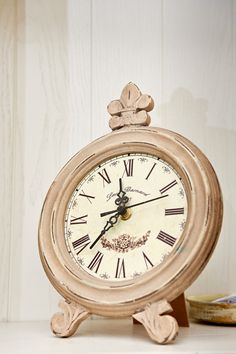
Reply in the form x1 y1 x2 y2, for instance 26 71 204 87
64 153 188 282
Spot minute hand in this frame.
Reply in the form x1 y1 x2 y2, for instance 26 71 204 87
100 194 168 217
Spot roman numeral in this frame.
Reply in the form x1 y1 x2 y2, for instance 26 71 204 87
72 234 90 254
145 163 157 180
142 251 154 269
115 258 126 278
157 230 176 247
79 190 95 204
165 208 184 216
159 180 177 194
123 159 134 177
70 214 88 225
88 251 103 273
98 168 111 186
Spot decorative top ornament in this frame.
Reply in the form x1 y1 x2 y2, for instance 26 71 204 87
107 82 154 130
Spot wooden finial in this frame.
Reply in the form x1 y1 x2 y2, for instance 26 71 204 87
107 82 154 130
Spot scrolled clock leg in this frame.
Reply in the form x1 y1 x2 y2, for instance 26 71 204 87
132 299 179 344
51 298 90 337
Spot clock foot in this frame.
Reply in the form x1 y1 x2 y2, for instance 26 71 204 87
51 298 90 337
132 300 179 344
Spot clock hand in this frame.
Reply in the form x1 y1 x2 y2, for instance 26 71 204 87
90 212 120 249
100 194 169 217
115 178 129 206
90 179 129 249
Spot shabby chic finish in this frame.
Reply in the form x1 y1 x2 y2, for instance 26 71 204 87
38 83 223 344
2 1 235 325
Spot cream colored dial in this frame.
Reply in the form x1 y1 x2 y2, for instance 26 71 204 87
64 153 187 281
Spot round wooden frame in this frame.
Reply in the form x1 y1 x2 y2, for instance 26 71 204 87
38 126 223 317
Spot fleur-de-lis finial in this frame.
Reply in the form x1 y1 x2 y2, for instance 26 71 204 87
107 82 154 130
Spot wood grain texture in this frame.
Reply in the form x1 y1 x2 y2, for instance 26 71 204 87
0 0 16 321
91 0 162 139
159 0 236 295
0 0 235 321
7 0 92 321
187 294 236 324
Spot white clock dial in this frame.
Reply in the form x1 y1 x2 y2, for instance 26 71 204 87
64 153 188 281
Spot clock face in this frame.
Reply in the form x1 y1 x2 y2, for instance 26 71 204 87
64 153 188 282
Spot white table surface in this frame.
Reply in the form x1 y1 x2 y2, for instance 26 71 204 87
0 318 235 354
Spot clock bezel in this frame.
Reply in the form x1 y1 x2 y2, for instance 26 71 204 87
38 126 223 317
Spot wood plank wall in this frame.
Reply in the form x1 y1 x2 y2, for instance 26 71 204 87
0 0 235 321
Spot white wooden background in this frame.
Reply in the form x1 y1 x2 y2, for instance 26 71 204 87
1 0 235 321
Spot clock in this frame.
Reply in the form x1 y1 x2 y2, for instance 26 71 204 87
38 83 223 344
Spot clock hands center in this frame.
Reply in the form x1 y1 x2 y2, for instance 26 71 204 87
90 178 129 250
90 181 168 249
100 194 169 218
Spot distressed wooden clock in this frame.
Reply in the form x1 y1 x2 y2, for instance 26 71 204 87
38 83 223 344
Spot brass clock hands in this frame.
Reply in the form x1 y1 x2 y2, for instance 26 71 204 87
90 178 129 249
90 179 168 249
100 194 169 217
